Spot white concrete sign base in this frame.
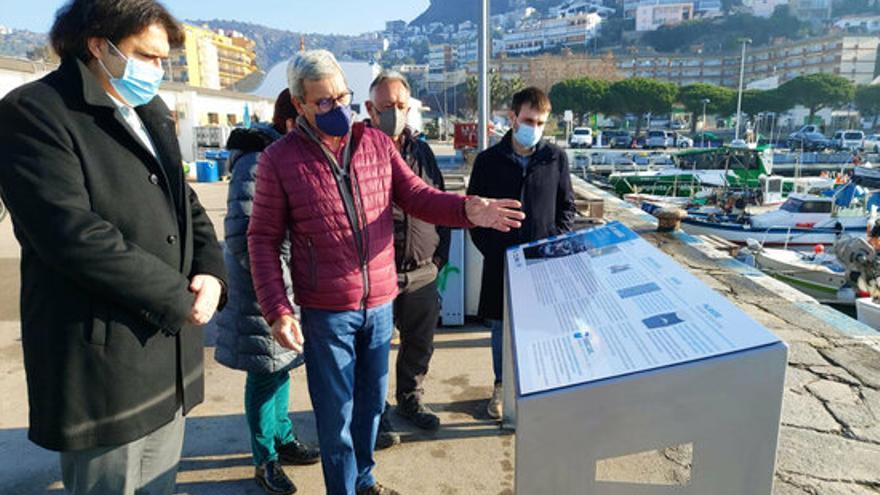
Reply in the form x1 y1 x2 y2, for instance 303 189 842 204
511 341 787 494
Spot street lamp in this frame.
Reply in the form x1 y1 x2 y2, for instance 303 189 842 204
734 38 752 143
701 98 711 148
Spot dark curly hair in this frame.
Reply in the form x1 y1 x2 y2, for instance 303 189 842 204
272 89 298 135
50 0 184 62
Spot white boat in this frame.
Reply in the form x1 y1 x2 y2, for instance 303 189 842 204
741 240 858 304
643 191 871 248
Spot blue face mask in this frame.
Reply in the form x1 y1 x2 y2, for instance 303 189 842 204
315 105 354 137
99 40 164 107
514 122 543 149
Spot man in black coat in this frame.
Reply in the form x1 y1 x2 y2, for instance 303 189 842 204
0 1 227 493
366 71 451 437
467 87 576 420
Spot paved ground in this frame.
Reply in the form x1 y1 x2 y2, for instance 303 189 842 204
1 170 879 494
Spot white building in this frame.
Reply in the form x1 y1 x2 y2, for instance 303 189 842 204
550 1 616 18
0 26 12 35
502 12 603 56
349 32 389 56
0 57 55 98
428 44 456 72
159 84 273 161
742 0 790 17
694 0 723 16
835 15 880 33
636 1 696 31
492 7 539 30
195 37 222 90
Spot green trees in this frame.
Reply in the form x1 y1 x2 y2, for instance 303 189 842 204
603 78 678 134
537 71 865 135
549 77 677 133
679 84 736 132
855 85 880 128
548 78 610 122
778 73 855 120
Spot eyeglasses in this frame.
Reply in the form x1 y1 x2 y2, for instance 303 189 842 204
310 90 354 114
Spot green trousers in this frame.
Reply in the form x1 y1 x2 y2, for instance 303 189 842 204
245 370 297 465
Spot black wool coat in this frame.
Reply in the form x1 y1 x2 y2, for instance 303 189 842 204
466 132 576 320
0 58 227 451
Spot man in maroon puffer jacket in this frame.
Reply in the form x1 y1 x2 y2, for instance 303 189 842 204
248 50 524 495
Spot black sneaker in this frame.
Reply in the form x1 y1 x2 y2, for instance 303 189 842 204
396 398 440 431
375 407 401 450
277 439 320 465
356 482 401 495
255 460 297 495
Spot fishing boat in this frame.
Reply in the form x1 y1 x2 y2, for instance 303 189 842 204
609 146 773 197
740 240 859 304
642 187 872 248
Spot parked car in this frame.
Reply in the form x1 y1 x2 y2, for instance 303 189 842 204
645 129 672 149
831 130 866 151
789 125 822 140
788 132 831 152
673 133 694 148
604 129 635 149
865 134 880 154
646 130 693 149
569 127 594 148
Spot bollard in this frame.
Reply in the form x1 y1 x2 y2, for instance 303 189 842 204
655 207 688 232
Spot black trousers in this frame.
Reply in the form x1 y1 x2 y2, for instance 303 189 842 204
393 278 441 403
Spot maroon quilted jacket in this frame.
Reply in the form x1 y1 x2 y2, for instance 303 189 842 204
248 122 471 323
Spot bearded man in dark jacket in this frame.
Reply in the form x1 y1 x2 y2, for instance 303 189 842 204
467 87 577 421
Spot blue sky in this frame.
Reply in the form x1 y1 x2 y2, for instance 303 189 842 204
1 0 431 34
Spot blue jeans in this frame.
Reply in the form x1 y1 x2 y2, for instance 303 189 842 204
245 370 296 466
301 303 393 495
488 319 503 384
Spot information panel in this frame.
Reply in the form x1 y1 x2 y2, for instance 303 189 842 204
506 222 780 396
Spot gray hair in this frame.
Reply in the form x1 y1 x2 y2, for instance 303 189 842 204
369 70 411 98
287 49 346 99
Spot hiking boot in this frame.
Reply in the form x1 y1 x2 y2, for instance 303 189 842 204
357 482 402 495
487 382 503 420
375 407 401 450
255 460 297 495
396 398 440 431
277 439 320 465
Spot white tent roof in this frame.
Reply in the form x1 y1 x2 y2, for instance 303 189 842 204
251 58 382 116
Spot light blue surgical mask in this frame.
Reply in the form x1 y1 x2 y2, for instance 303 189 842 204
514 122 543 149
98 39 164 107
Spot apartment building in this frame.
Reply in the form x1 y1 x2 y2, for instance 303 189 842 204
167 24 258 90
501 12 603 56
616 35 880 87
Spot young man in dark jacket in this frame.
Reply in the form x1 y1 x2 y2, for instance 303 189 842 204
367 71 450 436
467 87 577 420
0 1 227 493
214 89 320 495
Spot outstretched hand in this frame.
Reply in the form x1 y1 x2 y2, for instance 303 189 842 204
465 197 525 232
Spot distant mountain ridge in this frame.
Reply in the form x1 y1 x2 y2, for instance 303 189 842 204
410 0 560 26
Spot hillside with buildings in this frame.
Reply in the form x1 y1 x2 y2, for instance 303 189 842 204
188 20 358 70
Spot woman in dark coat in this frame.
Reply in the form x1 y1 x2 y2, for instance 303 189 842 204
214 89 319 495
